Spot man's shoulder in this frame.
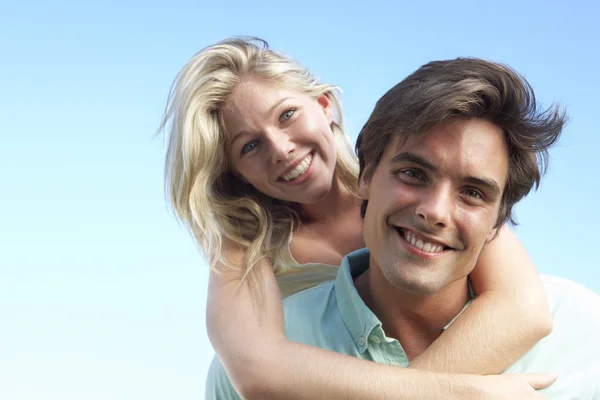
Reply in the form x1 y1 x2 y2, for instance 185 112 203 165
541 274 600 343
283 280 336 308
540 274 597 293
282 280 338 329
541 274 600 311
281 278 360 354
205 355 241 400
512 275 600 398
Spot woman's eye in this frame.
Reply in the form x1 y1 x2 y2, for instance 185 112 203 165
241 140 259 155
280 109 295 122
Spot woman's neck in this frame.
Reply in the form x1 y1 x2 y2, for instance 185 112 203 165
299 175 360 224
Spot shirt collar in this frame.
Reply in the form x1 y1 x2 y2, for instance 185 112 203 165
334 248 380 352
334 248 475 353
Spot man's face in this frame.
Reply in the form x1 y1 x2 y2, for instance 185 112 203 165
359 119 509 295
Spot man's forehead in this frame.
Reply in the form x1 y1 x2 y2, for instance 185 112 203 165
384 119 510 187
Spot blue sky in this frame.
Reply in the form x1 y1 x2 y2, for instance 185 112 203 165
1 0 598 398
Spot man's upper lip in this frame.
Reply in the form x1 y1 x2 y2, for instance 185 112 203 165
397 227 453 249
278 152 312 178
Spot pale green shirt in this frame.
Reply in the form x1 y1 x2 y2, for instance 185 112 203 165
206 248 600 399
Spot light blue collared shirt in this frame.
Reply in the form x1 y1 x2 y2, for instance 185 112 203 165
206 248 600 399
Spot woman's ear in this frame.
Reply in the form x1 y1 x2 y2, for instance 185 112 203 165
228 169 249 184
317 93 334 125
236 173 250 184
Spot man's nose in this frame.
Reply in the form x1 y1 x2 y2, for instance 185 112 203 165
414 185 453 229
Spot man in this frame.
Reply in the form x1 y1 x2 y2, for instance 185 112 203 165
207 58 600 398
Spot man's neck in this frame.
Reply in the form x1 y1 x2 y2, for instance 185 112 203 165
354 263 470 361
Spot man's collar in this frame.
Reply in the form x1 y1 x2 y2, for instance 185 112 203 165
334 248 381 352
334 248 475 353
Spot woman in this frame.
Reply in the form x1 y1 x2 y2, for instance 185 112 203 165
159 37 554 398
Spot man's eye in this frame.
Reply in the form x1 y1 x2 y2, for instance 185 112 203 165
280 109 295 122
464 189 483 199
402 169 423 180
241 140 259 155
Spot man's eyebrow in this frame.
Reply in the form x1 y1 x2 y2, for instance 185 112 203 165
464 176 502 197
389 152 437 171
230 97 292 144
390 151 502 197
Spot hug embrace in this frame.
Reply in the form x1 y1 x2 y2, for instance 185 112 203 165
158 38 600 399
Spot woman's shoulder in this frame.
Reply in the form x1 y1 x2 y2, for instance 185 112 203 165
272 235 340 298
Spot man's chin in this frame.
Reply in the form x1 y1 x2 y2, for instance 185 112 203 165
400 281 443 296
389 270 446 295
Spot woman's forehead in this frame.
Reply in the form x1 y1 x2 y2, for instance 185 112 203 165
223 80 306 132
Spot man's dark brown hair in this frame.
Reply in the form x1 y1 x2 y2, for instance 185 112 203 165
356 58 566 227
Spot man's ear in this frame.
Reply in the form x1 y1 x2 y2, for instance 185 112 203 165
485 225 501 243
317 93 334 125
358 173 370 200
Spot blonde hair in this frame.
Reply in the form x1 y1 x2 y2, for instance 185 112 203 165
158 37 358 293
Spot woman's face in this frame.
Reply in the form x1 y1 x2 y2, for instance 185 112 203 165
223 79 338 204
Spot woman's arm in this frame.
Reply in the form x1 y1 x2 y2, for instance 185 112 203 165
410 225 553 373
206 242 554 399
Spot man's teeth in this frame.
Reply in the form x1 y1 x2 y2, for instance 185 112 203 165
281 154 312 181
403 230 445 253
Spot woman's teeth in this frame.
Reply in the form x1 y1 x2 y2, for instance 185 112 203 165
281 154 312 181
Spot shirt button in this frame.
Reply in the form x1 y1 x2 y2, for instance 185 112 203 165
358 336 365 346
369 335 381 344
390 362 401 367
